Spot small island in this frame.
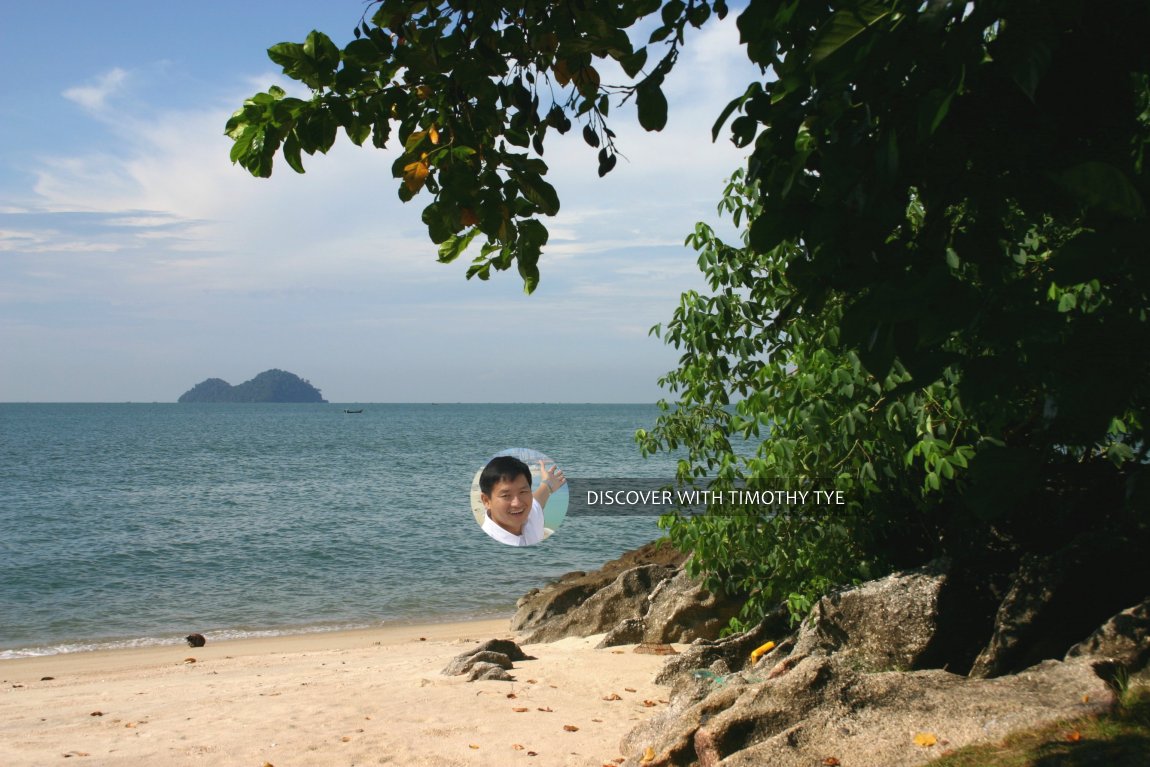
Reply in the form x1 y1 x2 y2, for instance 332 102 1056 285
178 369 327 403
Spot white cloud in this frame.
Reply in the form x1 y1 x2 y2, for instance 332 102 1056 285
4 12 762 401
62 68 129 112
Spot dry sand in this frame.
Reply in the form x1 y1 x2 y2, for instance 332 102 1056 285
0 620 675 766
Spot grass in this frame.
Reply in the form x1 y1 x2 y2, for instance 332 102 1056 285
923 682 1150 767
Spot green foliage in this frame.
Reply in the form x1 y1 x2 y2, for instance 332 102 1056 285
641 0 1150 625
226 0 729 292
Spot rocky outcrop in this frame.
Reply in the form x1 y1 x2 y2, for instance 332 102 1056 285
512 540 686 633
970 536 1150 678
619 559 1145 767
1065 597 1150 673
638 570 745 645
514 540 748 647
521 564 678 644
621 655 1116 767
787 561 949 671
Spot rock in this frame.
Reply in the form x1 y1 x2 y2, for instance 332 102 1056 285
442 638 532 679
521 564 678 644
469 638 533 662
466 662 514 682
970 537 1150 678
654 605 791 686
185 633 206 648
512 541 686 634
596 617 646 648
442 651 514 676
640 569 744 645
621 654 1116 767
1066 597 1150 672
788 561 949 671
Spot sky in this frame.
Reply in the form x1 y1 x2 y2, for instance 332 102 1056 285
0 1 760 403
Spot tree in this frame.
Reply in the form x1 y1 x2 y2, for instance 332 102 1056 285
230 1 1150 637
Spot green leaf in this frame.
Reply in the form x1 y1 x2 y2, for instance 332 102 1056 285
811 2 892 65
510 171 560 215
620 48 648 78
636 81 668 131
438 227 479 264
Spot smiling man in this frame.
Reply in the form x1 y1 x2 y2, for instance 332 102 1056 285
478 455 566 547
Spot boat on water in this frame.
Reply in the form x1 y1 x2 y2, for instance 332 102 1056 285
343 408 364 414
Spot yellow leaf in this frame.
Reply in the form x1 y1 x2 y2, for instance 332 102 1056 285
429 124 440 145
402 160 430 193
641 746 656 763
416 85 432 100
468 744 479 749
913 732 937 747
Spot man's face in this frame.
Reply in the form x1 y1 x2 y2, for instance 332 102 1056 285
482 474 534 535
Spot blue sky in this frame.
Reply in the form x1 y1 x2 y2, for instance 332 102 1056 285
1 1 757 402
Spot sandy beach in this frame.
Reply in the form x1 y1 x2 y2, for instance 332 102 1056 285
0 619 675 766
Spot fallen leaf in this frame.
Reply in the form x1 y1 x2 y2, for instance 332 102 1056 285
611 650 624 654
1066 730 1082 742
62 752 90 758
563 725 579 732
512 744 525 751
537 707 553 712
527 751 538 757
184 657 196 664
89 711 103 717
469 744 480 749
625 687 637 692
642 700 657 707
526 679 537 684
40 676 54 681
507 693 518 699
419 637 426 641
1082 694 1090 703
513 707 529 713
823 758 841 766
913 732 937 748
603 693 622 701
641 746 656 763
341 736 351 742
124 722 136 729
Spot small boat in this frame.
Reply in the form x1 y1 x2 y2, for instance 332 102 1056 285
343 408 364 414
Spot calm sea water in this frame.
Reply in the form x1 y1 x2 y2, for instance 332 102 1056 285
0 403 676 658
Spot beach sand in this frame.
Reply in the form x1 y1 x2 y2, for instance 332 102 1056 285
0 620 675 766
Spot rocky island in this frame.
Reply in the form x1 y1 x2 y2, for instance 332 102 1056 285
177 369 326 403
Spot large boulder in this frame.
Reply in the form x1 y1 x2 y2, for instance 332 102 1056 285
1065 597 1150 673
788 561 949 672
521 563 678 644
640 569 745 645
512 540 686 633
621 654 1116 767
970 537 1150 678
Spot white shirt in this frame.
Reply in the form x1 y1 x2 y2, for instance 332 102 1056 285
482 499 545 546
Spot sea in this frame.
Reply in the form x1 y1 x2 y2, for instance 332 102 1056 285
0 403 680 659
